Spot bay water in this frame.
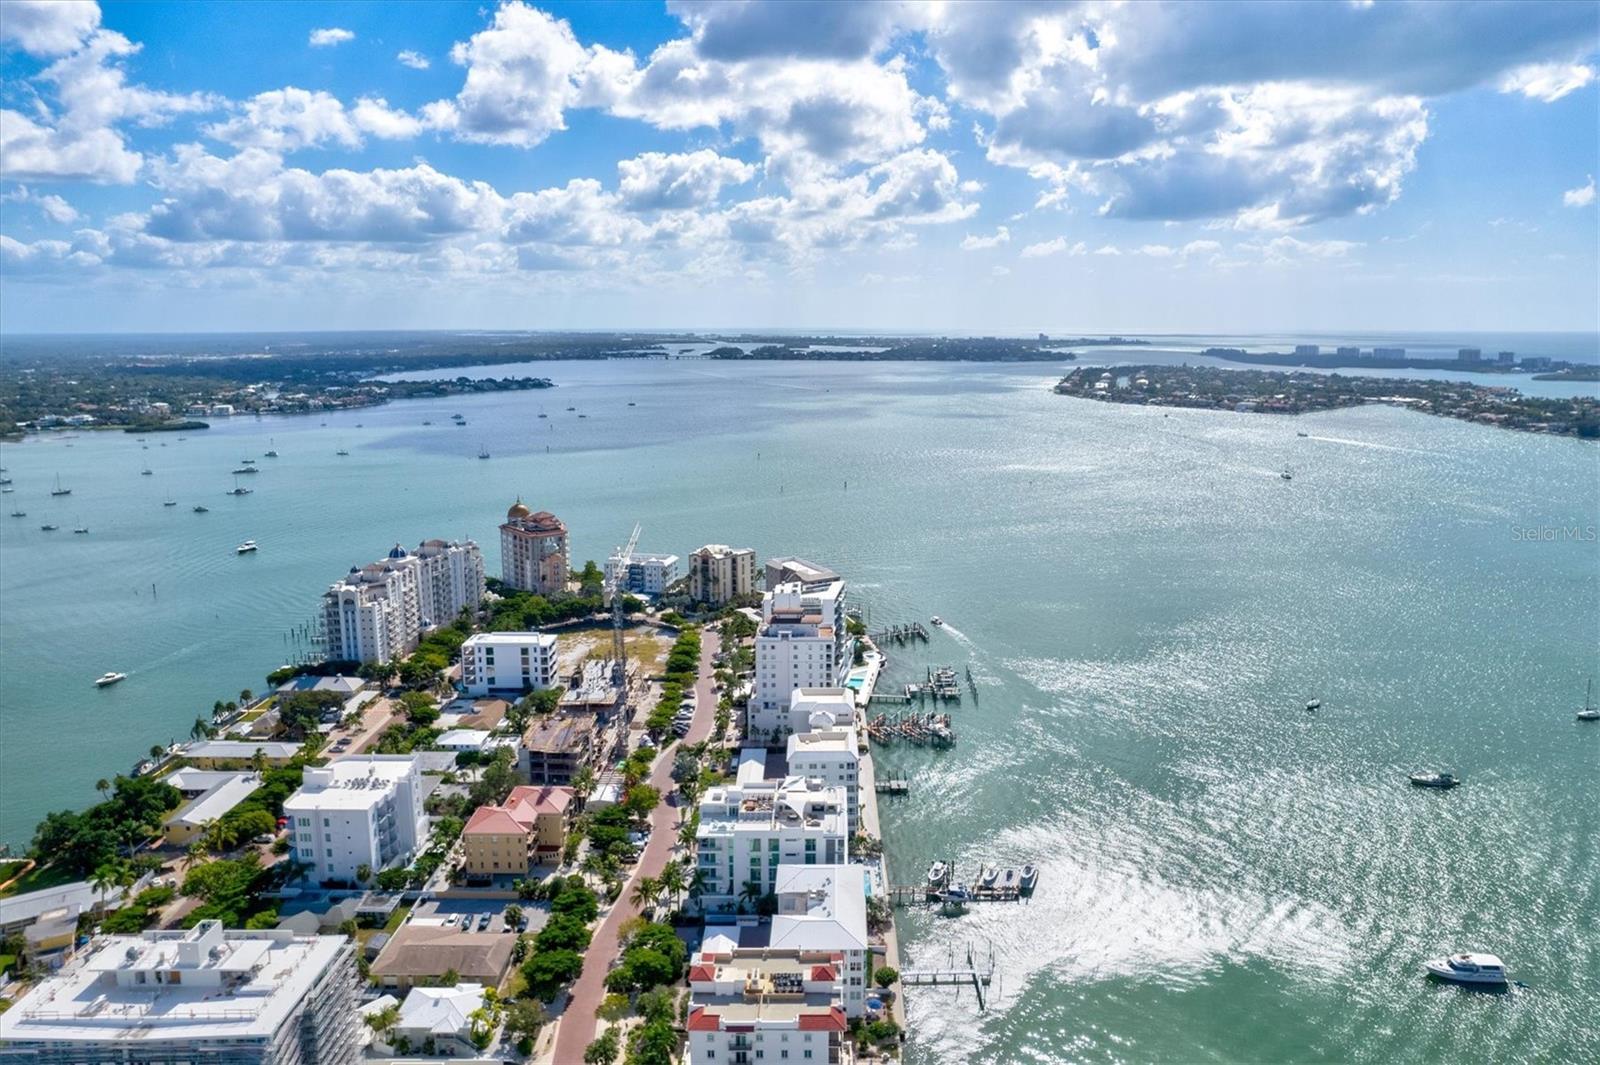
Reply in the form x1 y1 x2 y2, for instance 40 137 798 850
0 355 1595 1062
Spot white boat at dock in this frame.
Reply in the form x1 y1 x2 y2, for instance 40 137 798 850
1020 864 1039 892
1424 952 1507 986
997 868 1020 893
978 865 998 888
95 672 128 687
927 861 948 886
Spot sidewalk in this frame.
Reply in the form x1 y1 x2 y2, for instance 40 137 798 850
547 630 722 1064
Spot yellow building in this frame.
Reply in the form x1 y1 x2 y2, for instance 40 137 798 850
460 786 574 876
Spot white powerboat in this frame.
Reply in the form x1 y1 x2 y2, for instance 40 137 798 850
1409 771 1459 789
95 672 128 687
1020 864 1039 891
1424 953 1507 986
998 868 1020 893
1305 698 1322 711
927 861 948 886
930 615 943 626
236 540 258 554
977 865 998 889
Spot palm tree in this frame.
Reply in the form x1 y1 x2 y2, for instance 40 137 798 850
571 765 596 802
630 875 660 912
149 744 166 763
738 878 763 914
250 749 268 776
212 699 227 719
186 839 209 871
90 861 126 914
239 688 253 705
687 867 708 911
95 778 111 800
659 861 686 913
190 717 213 743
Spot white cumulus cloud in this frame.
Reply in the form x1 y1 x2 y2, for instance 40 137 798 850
961 226 1009 250
308 27 355 48
1564 175 1596 208
396 50 431 70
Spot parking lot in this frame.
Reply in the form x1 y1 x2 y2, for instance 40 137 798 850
409 897 546 935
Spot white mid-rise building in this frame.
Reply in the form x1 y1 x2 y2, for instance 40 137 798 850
694 777 848 911
786 727 862 834
0 922 358 1065
283 756 426 884
771 864 872 1016
787 687 857 735
322 539 484 664
752 578 851 741
606 550 681 596
460 632 558 696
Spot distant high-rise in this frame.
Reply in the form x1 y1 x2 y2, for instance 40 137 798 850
1293 344 1320 357
1373 347 1406 359
1458 348 1483 362
689 544 756 605
1497 351 1515 365
322 539 484 664
1335 346 1361 358
500 501 569 596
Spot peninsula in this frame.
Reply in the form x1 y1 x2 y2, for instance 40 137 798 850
1056 364 1600 438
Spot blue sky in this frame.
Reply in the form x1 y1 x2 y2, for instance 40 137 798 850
0 0 1595 334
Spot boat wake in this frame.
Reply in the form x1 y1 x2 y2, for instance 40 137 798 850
939 622 976 649
1304 435 1450 458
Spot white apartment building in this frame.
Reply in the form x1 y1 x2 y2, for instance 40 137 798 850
685 956 848 1065
460 631 558 696
694 777 849 911
283 756 426 884
0 922 358 1065
787 727 862 834
788 687 857 735
771 864 872 1017
752 578 851 741
605 550 681 596
688 544 756 605
322 539 484 664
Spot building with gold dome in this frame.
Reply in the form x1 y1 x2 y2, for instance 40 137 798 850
500 501 569 596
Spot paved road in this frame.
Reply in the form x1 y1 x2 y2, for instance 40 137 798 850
549 629 721 1063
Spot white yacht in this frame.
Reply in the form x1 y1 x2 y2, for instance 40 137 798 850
236 540 258 554
927 861 948 887
95 672 128 687
1424 953 1508 986
1410 771 1459 789
930 615 943 626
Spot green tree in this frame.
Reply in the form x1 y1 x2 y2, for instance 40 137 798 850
583 1028 619 1065
874 966 900 988
739 879 763 913
520 948 583 1001
629 875 660 913
658 861 686 913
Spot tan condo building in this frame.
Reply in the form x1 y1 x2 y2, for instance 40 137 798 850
460 785 575 875
688 544 756 605
500 501 568 595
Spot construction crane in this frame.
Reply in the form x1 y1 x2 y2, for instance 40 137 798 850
608 522 641 687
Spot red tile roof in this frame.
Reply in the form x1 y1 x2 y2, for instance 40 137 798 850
687 964 716 982
686 1008 721 1032
797 1007 847 1032
809 964 837 981
463 785 574 836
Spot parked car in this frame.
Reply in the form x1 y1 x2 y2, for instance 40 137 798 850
477 912 492 930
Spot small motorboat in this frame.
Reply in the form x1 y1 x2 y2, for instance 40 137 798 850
1424 953 1507 986
95 672 128 687
1280 469 1293 481
140 467 153 476
1020 864 1039 891
455 420 467 426
998 868 1020 893
40 523 59 531
231 466 258 474
9 510 25 517
1296 431 1309 437
565 406 576 412
236 540 258 554
930 615 943 626
1576 678 1598 722
1410 771 1459 789
940 884 972 902
0 487 11 494
227 487 252 495
451 413 464 420
1305 699 1322 711
73 525 88 534
335 448 349 456
927 861 948 886
627 401 636 406
193 505 209 513
537 413 548 418
0 477 12 485
240 457 256 465
977 865 998 889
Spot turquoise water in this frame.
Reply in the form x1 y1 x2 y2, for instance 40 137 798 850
1 358 1596 1062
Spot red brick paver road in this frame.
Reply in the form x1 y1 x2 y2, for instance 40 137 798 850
549 629 722 1063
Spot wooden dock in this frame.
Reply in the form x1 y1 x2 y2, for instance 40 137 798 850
866 711 954 746
875 771 910 795
869 622 930 646
901 942 998 1011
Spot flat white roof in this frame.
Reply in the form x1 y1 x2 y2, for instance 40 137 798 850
436 728 491 749
770 864 869 953
0 928 347 1044
284 756 416 812
463 631 556 648
787 729 858 757
185 740 302 760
